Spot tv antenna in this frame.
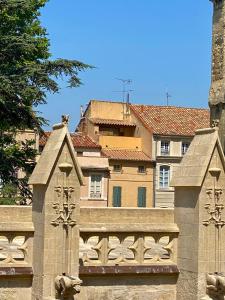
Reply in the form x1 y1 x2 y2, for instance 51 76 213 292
166 91 171 106
114 78 133 102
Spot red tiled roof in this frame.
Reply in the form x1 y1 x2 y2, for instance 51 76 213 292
102 149 152 161
90 118 136 127
130 105 210 136
39 132 101 149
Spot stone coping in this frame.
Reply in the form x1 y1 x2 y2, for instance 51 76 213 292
0 222 34 232
0 267 33 277
80 223 179 233
79 265 179 276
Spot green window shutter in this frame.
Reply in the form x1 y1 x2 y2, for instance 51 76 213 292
138 187 146 207
113 186 121 207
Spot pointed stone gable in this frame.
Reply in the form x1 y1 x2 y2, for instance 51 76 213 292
29 122 83 185
171 127 225 187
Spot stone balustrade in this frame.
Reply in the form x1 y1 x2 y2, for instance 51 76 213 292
0 207 34 270
79 208 178 270
79 230 177 266
0 231 33 267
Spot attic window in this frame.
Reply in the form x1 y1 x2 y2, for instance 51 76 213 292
113 165 122 172
76 151 83 156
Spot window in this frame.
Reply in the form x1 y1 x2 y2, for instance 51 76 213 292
161 141 170 155
90 174 102 199
76 151 83 156
113 186 122 207
137 187 146 207
159 166 170 189
113 165 122 172
138 166 146 173
181 142 190 155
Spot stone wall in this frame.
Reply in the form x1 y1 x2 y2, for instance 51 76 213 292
0 205 178 300
0 206 34 300
79 207 178 300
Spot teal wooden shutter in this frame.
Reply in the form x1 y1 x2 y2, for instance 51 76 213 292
138 187 146 207
113 186 121 207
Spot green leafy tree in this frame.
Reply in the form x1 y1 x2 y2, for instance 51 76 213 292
0 0 92 201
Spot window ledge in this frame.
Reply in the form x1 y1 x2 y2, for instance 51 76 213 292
156 189 174 192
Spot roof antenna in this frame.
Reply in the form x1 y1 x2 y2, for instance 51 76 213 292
166 90 172 106
114 78 132 102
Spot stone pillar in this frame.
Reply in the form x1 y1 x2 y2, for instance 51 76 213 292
171 128 225 300
209 0 225 151
29 117 84 300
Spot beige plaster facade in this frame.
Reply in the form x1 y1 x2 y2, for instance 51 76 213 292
108 159 154 207
77 100 154 208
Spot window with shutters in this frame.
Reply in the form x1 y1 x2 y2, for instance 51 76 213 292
113 186 122 207
137 187 146 207
89 174 103 199
159 165 170 189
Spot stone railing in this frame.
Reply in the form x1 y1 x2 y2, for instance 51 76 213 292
79 208 178 272
80 229 177 266
0 207 33 275
0 230 33 267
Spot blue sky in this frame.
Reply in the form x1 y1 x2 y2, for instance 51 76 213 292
40 0 212 131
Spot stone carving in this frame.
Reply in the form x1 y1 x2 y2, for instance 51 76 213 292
212 119 220 128
80 233 175 266
51 185 76 226
62 114 70 125
0 235 29 264
203 188 225 227
206 273 225 299
55 275 82 299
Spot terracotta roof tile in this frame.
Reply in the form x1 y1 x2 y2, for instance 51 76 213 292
39 132 101 149
102 149 152 161
90 118 136 127
130 105 210 136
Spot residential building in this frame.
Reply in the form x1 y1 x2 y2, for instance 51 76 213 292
77 100 154 207
39 132 109 207
77 100 210 208
130 104 210 207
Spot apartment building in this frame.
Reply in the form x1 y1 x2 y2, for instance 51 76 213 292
77 100 154 207
130 104 210 207
77 100 210 208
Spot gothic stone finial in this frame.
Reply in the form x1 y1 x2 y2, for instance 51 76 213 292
62 115 69 125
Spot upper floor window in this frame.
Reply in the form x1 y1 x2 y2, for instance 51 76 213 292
181 142 190 155
90 174 103 199
138 166 146 173
159 165 170 189
113 165 122 172
161 141 170 155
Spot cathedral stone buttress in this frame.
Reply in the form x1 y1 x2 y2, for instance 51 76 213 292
209 0 225 151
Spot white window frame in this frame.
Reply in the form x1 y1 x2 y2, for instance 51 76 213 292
89 173 104 199
160 140 170 156
159 165 170 189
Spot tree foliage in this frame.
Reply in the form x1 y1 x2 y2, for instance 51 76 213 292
0 0 92 200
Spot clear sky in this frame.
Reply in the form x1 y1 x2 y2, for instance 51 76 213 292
40 0 213 131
